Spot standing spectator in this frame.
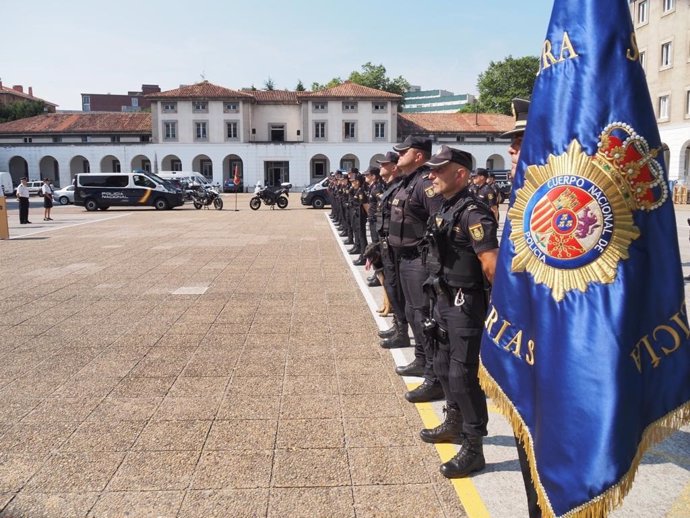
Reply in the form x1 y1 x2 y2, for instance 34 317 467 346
42 178 54 221
16 177 31 224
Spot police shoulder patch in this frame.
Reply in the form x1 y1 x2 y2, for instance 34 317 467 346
424 186 435 198
469 223 484 241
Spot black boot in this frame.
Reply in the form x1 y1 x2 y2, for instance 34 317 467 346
380 329 411 349
420 405 464 444
378 318 399 339
343 238 354 245
366 273 377 283
338 230 348 237
367 276 381 287
440 435 485 478
404 379 444 403
347 246 359 254
395 357 424 377
353 256 366 266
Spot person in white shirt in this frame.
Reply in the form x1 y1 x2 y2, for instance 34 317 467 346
16 177 31 224
41 178 54 221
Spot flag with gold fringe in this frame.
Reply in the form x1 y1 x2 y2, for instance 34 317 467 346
479 1 690 517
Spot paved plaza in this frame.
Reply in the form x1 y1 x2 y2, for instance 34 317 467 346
0 195 688 517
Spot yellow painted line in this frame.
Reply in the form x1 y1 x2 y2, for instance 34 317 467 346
408 383 491 518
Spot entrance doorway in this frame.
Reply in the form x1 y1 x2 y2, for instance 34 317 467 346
264 161 290 187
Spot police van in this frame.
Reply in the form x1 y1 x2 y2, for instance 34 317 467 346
74 172 185 211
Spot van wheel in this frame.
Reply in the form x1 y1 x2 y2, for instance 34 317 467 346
85 199 98 211
311 197 325 209
154 198 168 210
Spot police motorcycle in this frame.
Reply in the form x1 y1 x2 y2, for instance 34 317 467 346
190 183 223 210
249 182 292 210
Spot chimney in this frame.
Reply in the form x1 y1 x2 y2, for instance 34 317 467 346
28 86 33 97
12 85 23 93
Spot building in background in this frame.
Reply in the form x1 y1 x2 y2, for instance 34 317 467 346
629 0 690 183
81 84 161 112
0 81 57 112
402 86 476 113
0 81 512 190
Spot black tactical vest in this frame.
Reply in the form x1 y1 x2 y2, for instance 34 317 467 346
387 170 428 248
426 196 485 290
376 178 403 236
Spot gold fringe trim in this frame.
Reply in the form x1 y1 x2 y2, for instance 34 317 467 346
478 362 690 518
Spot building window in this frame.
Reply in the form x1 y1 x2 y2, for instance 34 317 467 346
111 136 120 143
685 89 690 118
374 122 386 140
82 136 88 143
162 102 177 113
639 50 646 72
344 121 357 140
312 160 327 178
82 95 90 112
226 121 239 140
342 102 358 113
270 124 285 142
140 135 150 142
637 0 648 24
314 121 326 140
224 102 239 113
661 41 673 68
83 160 90 173
52 136 62 143
373 102 387 112
164 121 177 140
23 137 32 143
131 97 139 108
663 0 674 13
313 102 327 112
658 95 670 120
195 121 208 140
113 160 121 173
193 101 208 113
171 159 182 171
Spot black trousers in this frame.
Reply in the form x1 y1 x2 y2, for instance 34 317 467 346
396 254 435 380
381 242 406 326
18 197 29 223
368 219 379 244
516 437 542 518
354 211 367 253
432 292 488 437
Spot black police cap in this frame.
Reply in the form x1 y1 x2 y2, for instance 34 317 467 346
364 166 380 176
475 168 488 177
393 135 432 155
425 145 473 171
500 98 530 138
376 151 399 164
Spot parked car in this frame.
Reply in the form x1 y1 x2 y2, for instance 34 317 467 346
300 178 331 209
223 179 243 193
54 185 75 205
26 181 45 196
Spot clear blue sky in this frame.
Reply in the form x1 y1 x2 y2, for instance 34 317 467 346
2 0 554 110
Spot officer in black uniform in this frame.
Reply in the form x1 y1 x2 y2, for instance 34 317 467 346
375 152 410 350
388 136 444 402
364 166 384 245
473 168 499 221
419 145 499 478
351 172 369 266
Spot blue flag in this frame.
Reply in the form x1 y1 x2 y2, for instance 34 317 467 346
479 1 690 517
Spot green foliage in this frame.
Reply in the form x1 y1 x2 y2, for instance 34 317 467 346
310 62 410 95
0 100 46 123
295 80 306 92
263 77 275 91
470 55 539 115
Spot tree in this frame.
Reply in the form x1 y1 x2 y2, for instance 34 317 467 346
462 55 539 115
310 62 410 95
295 80 306 92
0 100 46 123
263 77 275 91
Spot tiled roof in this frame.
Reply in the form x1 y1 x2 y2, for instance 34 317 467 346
0 85 58 107
0 112 151 134
300 81 402 100
147 81 254 100
249 90 299 104
397 113 513 134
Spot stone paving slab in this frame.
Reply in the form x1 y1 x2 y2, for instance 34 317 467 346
0 198 465 517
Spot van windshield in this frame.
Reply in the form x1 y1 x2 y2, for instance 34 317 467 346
145 172 173 189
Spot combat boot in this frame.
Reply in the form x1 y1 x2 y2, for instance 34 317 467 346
379 329 411 349
347 246 360 254
394 357 425 377
420 405 464 444
343 238 354 245
404 379 444 403
440 435 485 478
353 256 366 266
378 318 399 339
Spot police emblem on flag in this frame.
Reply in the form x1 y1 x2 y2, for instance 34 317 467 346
507 129 667 301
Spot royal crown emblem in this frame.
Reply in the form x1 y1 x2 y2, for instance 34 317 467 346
507 123 666 301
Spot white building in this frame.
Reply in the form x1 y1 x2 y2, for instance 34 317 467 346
0 81 513 190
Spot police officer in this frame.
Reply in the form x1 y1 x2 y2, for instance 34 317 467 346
388 136 444 402
375 152 411 350
473 168 499 221
502 97 542 518
419 145 498 478
351 172 369 266
364 166 384 286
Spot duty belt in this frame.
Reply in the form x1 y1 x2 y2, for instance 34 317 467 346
395 247 421 260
